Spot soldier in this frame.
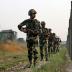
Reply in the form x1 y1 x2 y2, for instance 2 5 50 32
53 37 61 53
18 9 41 67
39 21 48 61
48 28 53 55
51 33 56 53
56 38 61 52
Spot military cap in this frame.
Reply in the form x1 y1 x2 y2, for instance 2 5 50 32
52 33 55 36
48 28 52 32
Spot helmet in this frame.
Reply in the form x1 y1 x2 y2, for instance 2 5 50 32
28 9 37 16
48 28 52 32
41 21 45 25
52 33 55 36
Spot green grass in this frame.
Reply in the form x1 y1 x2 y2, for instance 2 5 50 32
0 45 67 72
0 50 28 71
32 47 67 72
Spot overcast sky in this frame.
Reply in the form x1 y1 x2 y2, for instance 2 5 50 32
0 0 71 41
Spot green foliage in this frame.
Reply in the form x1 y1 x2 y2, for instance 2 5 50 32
0 51 28 71
32 47 67 72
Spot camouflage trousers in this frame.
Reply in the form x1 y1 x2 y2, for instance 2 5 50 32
26 37 38 64
39 40 48 61
48 41 54 56
53 44 59 53
48 42 53 52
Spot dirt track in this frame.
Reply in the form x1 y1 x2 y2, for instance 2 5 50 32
65 57 72 72
0 61 47 72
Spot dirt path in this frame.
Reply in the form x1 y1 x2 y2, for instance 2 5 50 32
64 54 72 72
0 60 48 72
66 63 72 72
2 62 32 72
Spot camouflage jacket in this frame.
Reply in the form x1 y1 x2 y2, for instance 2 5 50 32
48 33 54 43
39 28 48 42
18 19 41 40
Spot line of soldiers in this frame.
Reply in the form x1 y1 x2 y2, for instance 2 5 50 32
18 9 61 67
39 21 61 61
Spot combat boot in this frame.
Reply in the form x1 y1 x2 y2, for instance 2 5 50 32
28 60 32 68
33 56 38 67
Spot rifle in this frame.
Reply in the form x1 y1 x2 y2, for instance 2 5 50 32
22 27 39 36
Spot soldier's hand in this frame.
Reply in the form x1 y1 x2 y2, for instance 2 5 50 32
21 27 27 33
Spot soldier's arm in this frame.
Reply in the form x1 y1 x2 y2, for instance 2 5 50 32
18 20 27 32
38 21 41 29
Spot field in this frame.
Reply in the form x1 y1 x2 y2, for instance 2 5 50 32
0 41 28 71
0 41 67 72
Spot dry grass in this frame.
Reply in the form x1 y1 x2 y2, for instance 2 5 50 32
0 41 28 71
0 40 27 52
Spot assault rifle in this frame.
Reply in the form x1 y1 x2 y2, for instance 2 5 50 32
21 27 39 36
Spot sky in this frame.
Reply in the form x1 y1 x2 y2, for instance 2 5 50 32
0 0 71 41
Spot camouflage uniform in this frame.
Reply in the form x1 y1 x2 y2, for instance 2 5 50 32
54 38 61 52
39 21 48 61
18 9 40 66
51 33 56 53
48 32 53 53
